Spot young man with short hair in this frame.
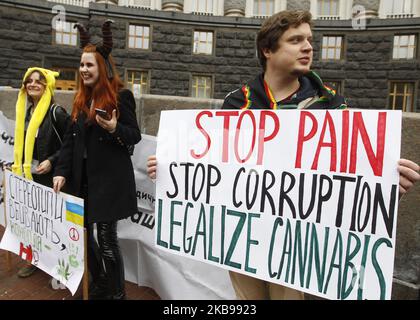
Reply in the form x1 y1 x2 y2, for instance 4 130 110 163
147 9 419 300
221 10 420 300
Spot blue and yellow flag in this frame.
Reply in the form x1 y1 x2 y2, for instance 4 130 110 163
65 201 84 227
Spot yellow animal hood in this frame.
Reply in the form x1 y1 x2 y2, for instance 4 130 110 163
12 67 59 180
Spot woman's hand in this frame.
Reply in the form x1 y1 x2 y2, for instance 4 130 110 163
147 155 157 180
96 109 117 133
35 160 52 174
53 176 66 193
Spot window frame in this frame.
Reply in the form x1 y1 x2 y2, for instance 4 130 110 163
127 23 152 51
320 35 345 61
190 74 214 99
192 29 215 56
388 81 416 112
52 67 79 91
310 0 352 20
392 34 418 60
379 0 418 18
52 20 78 47
245 0 287 18
125 69 151 97
184 0 223 16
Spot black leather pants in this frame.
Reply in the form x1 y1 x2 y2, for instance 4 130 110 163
87 222 126 300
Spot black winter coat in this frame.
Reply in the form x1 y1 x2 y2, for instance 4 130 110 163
54 89 142 223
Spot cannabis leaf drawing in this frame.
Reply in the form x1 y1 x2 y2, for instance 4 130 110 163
57 259 71 281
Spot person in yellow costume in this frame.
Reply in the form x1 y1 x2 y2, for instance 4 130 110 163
12 67 71 278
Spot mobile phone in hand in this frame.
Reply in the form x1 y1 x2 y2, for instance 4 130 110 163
95 108 110 120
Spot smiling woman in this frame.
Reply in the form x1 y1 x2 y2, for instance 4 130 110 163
24 72 46 103
79 52 99 88
12 67 71 279
53 20 142 300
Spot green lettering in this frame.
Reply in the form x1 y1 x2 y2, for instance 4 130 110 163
268 217 283 278
224 209 246 270
183 202 194 253
169 200 183 251
208 205 219 263
191 203 207 258
156 199 168 248
341 232 361 299
277 218 293 281
357 234 371 300
372 237 392 300
291 220 310 287
323 230 343 299
245 213 260 274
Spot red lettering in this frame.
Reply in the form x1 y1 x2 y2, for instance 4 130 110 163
190 111 213 159
257 111 280 165
215 111 239 163
311 111 337 171
295 111 318 169
349 112 386 177
340 110 349 173
19 242 33 263
234 110 257 163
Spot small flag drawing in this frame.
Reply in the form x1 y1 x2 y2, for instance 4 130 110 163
65 201 84 227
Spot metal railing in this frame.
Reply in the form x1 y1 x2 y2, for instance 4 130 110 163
318 15 341 20
119 0 152 9
386 13 414 18
47 0 93 7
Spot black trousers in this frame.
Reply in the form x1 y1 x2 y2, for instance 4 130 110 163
86 221 126 299
82 160 125 299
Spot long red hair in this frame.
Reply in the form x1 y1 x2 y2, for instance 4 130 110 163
72 44 123 122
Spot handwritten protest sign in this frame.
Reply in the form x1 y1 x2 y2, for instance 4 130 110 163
155 109 402 300
0 171 84 295
118 134 236 299
0 113 234 299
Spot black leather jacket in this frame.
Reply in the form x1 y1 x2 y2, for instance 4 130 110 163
33 103 71 186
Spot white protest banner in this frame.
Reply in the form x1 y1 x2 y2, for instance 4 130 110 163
155 109 402 300
0 110 235 299
118 134 236 299
0 171 85 295
0 111 15 227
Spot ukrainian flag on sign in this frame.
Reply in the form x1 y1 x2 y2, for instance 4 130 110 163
65 201 84 227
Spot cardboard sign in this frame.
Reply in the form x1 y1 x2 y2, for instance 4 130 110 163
0 171 84 295
155 109 402 300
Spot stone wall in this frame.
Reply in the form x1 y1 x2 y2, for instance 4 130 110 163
0 88 419 299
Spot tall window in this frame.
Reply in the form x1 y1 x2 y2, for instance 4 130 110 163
128 25 150 50
382 0 413 17
389 82 415 112
54 68 78 91
192 0 214 14
253 0 275 17
321 36 343 60
191 75 212 98
54 21 77 46
393 35 416 60
127 70 149 98
193 31 213 55
317 0 340 17
124 0 151 8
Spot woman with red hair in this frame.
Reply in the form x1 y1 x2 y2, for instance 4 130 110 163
53 21 141 300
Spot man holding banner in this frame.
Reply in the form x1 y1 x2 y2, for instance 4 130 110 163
220 9 420 301
147 10 419 300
